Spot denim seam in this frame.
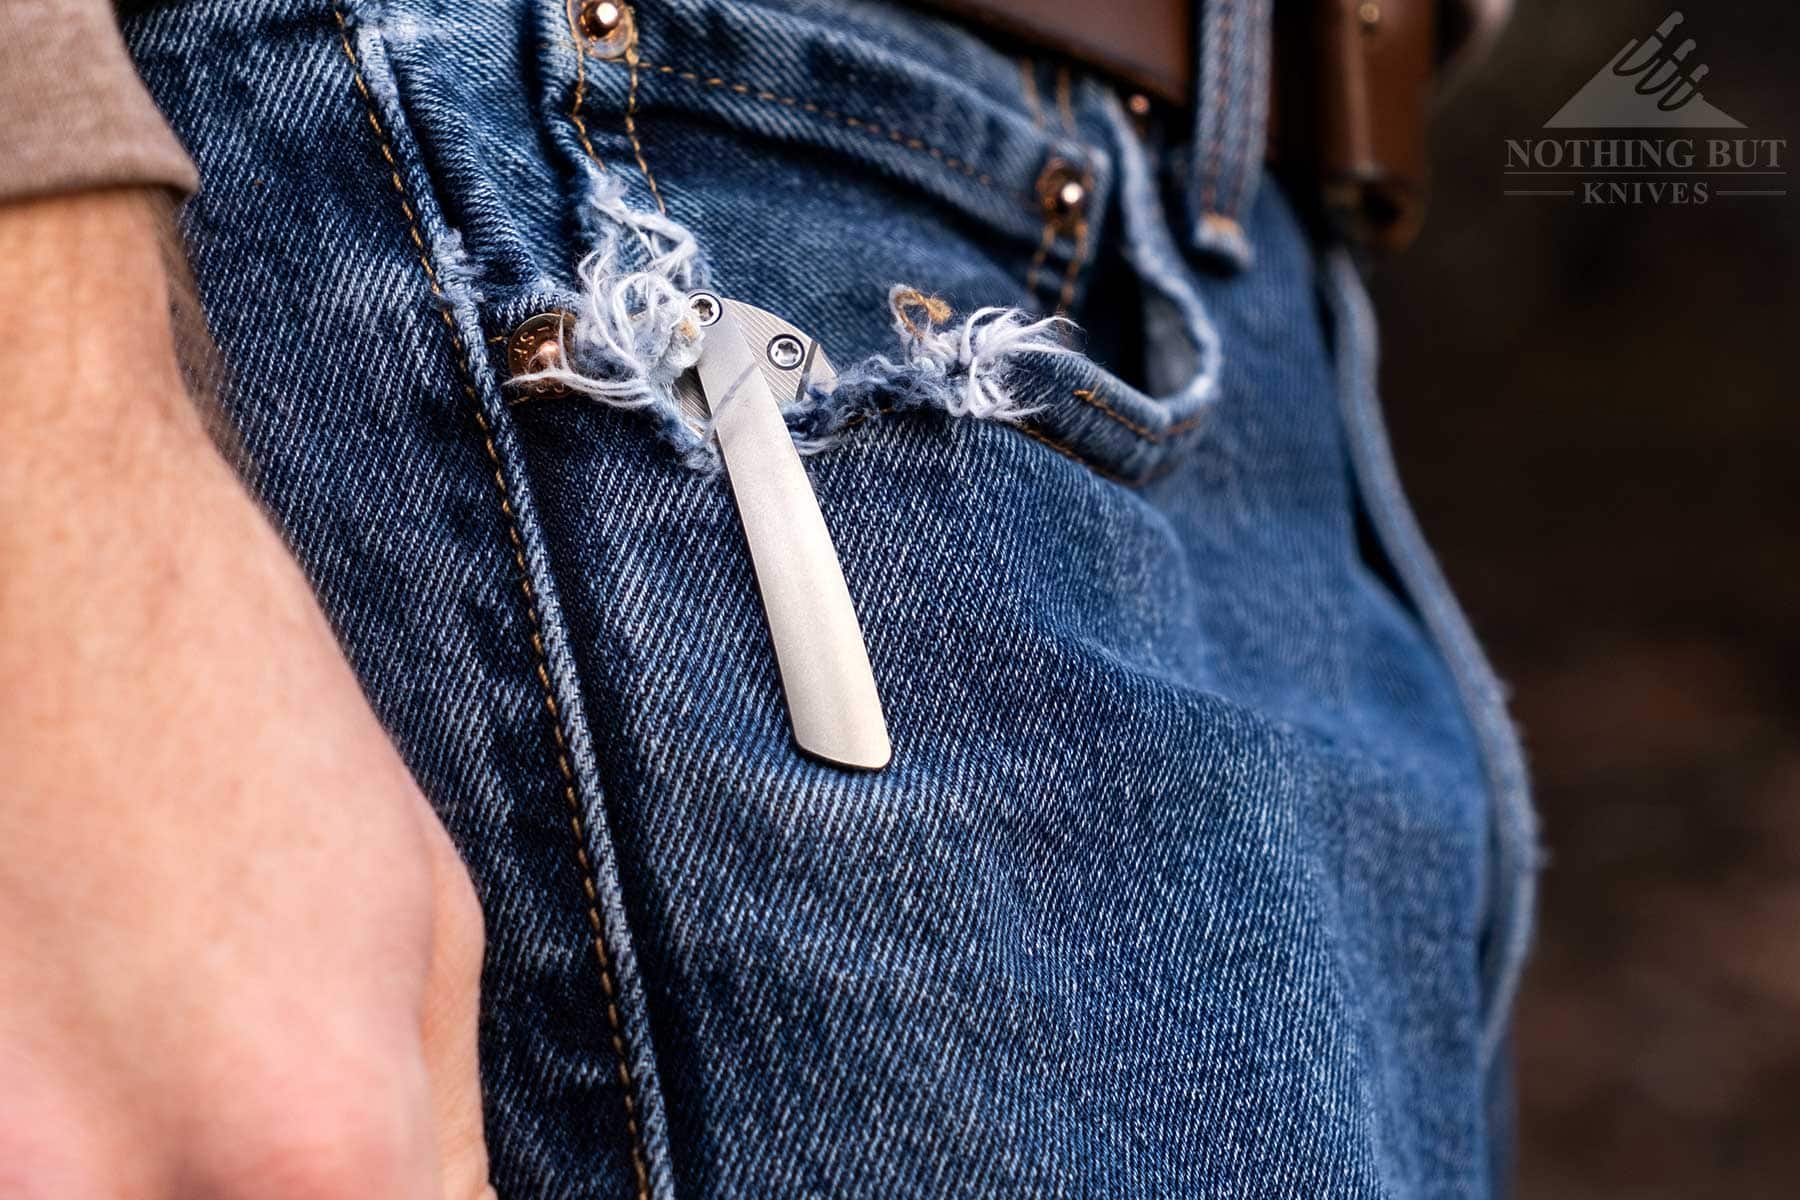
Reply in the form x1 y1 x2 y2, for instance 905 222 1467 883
1072 387 1208 442
601 59 1011 196
1188 0 1267 261
1053 166 1094 312
1023 220 1058 299
1023 191 1088 313
468 413 653 1200
1020 69 1093 313
1048 73 1094 314
620 10 667 214
330 8 654 1195
836 406 1139 486
1018 55 1045 129
1325 250 1538 1070
1018 420 1131 482
1052 64 1077 133
1044 68 1094 314
1020 59 1057 298
564 0 611 170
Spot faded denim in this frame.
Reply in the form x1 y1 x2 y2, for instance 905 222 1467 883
124 0 1536 1195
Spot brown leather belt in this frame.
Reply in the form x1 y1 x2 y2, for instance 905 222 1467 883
909 0 1447 249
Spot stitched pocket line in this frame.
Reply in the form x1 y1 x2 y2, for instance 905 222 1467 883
565 0 608 170
621 17 666 212
588 55 1027 201
333 8 653 1199
834 406 1187 487
1015 62 1093 315
1072 386 1207 443
1019 57 1057 297
1048 66 1093 313
585 43 1189 479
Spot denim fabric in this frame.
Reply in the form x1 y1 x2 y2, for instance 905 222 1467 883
124 0 1535 1195
1186 0 1270 265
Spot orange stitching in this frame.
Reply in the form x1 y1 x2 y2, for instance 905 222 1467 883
828 406 1138 486
1054 174 1092 314
470 412 651 1200
1054 220 1089 313
331 10 650 1199
1022 221 1057 299
1018 57 1045 130
1043 70 1091 314
615 60 1002 191
1017 422 1131 483
565 0 609 170
1072 386 1208 442
621 8 666 213
1053 66 1076 135
1018 59 1061 303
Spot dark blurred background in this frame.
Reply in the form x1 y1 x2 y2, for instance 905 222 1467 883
1369 1 1799 1194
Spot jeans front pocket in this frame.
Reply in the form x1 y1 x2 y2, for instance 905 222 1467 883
485 0 1242 484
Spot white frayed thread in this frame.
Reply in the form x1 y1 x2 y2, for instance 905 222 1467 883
883 286 1075 421
507 188 1078 466
510 172 705 409
786 289 1080 456
430 226 483 308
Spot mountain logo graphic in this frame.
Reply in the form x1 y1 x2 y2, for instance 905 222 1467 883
1546 11 1744 128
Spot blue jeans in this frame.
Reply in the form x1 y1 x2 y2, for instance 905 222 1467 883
127 0 1536 1194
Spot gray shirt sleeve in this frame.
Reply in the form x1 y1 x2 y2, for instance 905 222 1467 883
0 0 198 204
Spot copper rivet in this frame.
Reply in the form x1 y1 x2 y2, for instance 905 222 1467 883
579 0 624 39
1357 1 1381 30
1126 93 1152 118
507 312 573 398
1037 159 1088 224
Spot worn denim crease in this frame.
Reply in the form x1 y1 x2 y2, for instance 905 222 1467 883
1324 250 1541 1068
332 4 662 1196
564 0 610 170
619 9 666 214
1047 66 1094 313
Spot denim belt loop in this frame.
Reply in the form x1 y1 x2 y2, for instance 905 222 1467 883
1186 0 1272 268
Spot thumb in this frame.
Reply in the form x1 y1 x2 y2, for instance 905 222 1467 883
416 809 496 1200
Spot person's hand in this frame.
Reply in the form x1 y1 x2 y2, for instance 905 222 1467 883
0 190 493 1199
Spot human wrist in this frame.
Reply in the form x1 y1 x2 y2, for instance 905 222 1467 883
0 189 193 439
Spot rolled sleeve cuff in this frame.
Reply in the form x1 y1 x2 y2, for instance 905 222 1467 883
0 0 198 204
